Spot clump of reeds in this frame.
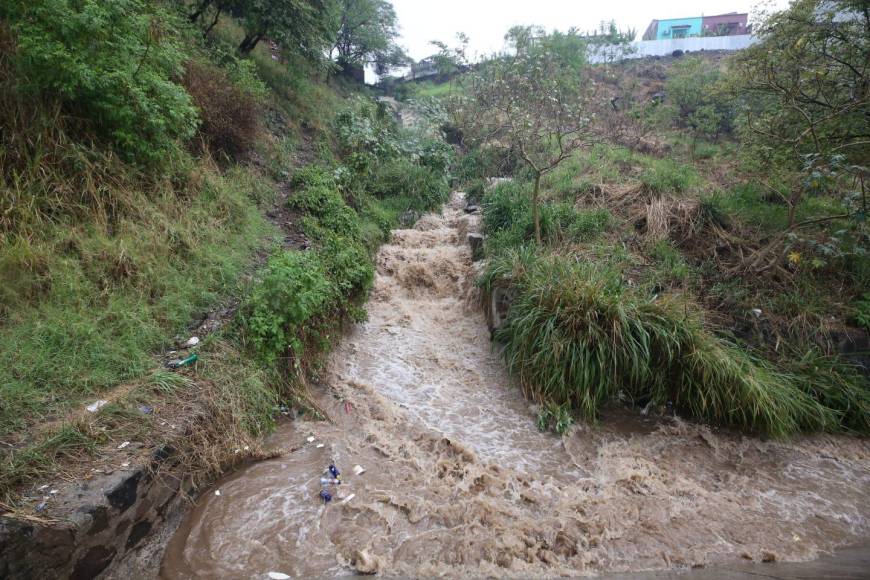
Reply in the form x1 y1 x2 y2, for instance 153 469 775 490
481 247 847 437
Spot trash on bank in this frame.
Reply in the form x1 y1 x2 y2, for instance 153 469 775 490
306 436 315 443
341 493 356 504
167 354 198 369
319 489 332 502
183 336 200 348
267 573 291 580
138 405 153 415
86 400 108 413
118 441 130 450
214 490 221 496
353 464 365 476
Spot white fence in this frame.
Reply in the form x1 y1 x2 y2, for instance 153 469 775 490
588 34 757 63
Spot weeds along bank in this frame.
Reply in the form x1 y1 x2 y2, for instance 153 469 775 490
437 2 869 437
0 0 449 521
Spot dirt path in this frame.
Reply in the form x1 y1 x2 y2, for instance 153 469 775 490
161 194 870 578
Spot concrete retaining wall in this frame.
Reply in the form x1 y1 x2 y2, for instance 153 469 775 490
0 448 190 579
588 35 757 63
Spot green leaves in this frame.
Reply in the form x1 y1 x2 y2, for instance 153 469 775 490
246 251 332 363
9 0 198 165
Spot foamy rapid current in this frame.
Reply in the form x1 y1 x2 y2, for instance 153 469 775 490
161 193 870 578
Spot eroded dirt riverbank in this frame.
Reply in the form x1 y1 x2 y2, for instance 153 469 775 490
161 194 870 578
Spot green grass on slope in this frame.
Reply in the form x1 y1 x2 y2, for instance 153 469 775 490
0 166 277 435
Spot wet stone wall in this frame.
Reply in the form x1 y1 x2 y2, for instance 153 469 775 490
0 448 190 580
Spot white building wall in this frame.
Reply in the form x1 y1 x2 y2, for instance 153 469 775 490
588 34 757 63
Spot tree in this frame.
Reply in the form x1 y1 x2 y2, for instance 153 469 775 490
457 29 600 243
728 0 869 271
329 0 406 76
235 0 335 56
666 56 732 159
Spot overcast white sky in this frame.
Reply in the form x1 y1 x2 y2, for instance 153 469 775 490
389 0 792 61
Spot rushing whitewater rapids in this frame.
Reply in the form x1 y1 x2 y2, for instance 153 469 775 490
162 194 870 578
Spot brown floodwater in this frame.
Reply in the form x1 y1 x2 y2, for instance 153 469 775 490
161 194 870 578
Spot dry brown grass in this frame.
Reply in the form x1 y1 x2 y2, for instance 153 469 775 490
182 60 260 161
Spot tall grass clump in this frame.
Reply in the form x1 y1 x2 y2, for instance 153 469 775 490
640 158 699 194
481 248 839 437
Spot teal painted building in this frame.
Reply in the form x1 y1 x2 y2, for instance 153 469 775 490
656 17 703 39
642 17 704 40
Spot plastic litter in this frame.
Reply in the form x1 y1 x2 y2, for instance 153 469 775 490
341 493 356 504
167 354 198 369
214 490 221 496
35 502 47 513
117 441 130 450
318 463 342 503
49 489 59 495
183 336 200 348
306 436 315 443
353 464 365 476
315 443 324 448
750 308 762 317
37 484 49 491
267 573 291 580
86 400 109 413
138 405 154 415
121 462 130 468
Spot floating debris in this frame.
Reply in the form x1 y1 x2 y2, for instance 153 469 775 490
267 573 290 580
341 493 356 504
214 490 221 496
353 464 366 476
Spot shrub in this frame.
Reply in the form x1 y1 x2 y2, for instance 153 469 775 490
5 0 198 165
481 248 838 436
182 60 259 160
244 251 333 363
291 185 361 240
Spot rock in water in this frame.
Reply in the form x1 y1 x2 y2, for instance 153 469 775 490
467 233 484 261
352 549 383 575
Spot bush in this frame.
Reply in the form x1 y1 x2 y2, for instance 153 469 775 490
182 60 259 160
244 252 333 364
481 248 840 436
291 185 361 240
5 0 198 165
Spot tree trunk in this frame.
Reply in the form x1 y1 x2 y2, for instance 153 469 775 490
204 8 221 35
533 173 542 245
238 32 263 55
189 0 213 23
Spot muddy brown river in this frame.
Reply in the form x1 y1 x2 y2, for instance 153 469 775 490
161 194 870 578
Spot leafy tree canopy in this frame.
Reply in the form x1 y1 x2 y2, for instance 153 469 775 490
330 0 406 74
